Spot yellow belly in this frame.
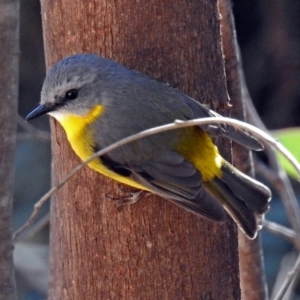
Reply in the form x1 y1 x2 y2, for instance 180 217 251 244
176 127 223 181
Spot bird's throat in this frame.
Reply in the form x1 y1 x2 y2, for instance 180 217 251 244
51 105 103 162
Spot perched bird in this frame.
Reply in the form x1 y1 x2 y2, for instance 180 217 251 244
26 54 271 238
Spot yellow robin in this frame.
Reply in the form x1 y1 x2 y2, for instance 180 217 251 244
26 54 271 238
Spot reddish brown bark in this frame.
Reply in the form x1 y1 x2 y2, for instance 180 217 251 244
41 0 241 299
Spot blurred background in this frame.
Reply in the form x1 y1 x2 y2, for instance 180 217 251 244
15 0 300 299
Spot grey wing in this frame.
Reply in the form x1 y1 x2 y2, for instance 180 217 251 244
129 151 225 222
180 94 264 151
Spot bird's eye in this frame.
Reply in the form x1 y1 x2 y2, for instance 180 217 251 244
65 89 78 100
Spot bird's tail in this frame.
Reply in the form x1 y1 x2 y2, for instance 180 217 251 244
204 161 271 239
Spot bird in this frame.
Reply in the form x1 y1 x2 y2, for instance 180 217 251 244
26 53 271 239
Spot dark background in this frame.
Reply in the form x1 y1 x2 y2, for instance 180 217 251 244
15 1 300 299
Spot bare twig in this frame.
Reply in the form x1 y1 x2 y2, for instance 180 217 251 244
13 116 300 241
247 98 300 235
17 114 50 141
273 252 300 300
263 220 299 245
13 188 55 240
13 213 49 244
255 159 300 243
245 72 300 300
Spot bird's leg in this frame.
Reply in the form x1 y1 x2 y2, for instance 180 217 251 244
105 188 150 209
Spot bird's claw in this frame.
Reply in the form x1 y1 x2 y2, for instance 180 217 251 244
105 190 149 209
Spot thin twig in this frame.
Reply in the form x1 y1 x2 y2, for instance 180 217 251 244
13 189 55 240
247 96 300 299
263 220 299 245
271 252 299 300
255 159 300 247
13 116 300 241
273 252 300 300
17 114 50 141
13 212 49 244
247 98 300 235
224 14 300 297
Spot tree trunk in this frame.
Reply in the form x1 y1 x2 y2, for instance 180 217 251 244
41 0 241 299
0 0 19 299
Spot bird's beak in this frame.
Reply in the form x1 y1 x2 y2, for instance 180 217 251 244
25 104 53 121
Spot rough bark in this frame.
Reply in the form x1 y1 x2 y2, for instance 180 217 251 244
41 0 241 299
219 1 268 299
0 1 19 299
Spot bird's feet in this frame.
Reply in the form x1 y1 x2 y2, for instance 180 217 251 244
105 189 150 209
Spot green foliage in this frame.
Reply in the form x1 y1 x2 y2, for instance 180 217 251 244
272 128 300 179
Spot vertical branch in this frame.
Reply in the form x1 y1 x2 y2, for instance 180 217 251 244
42 0 241 299
219 0 268 299
0 0 19 299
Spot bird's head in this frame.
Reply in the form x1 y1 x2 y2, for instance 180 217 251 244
26 54 107 122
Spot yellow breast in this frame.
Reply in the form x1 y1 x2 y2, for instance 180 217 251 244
51 105 147 190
